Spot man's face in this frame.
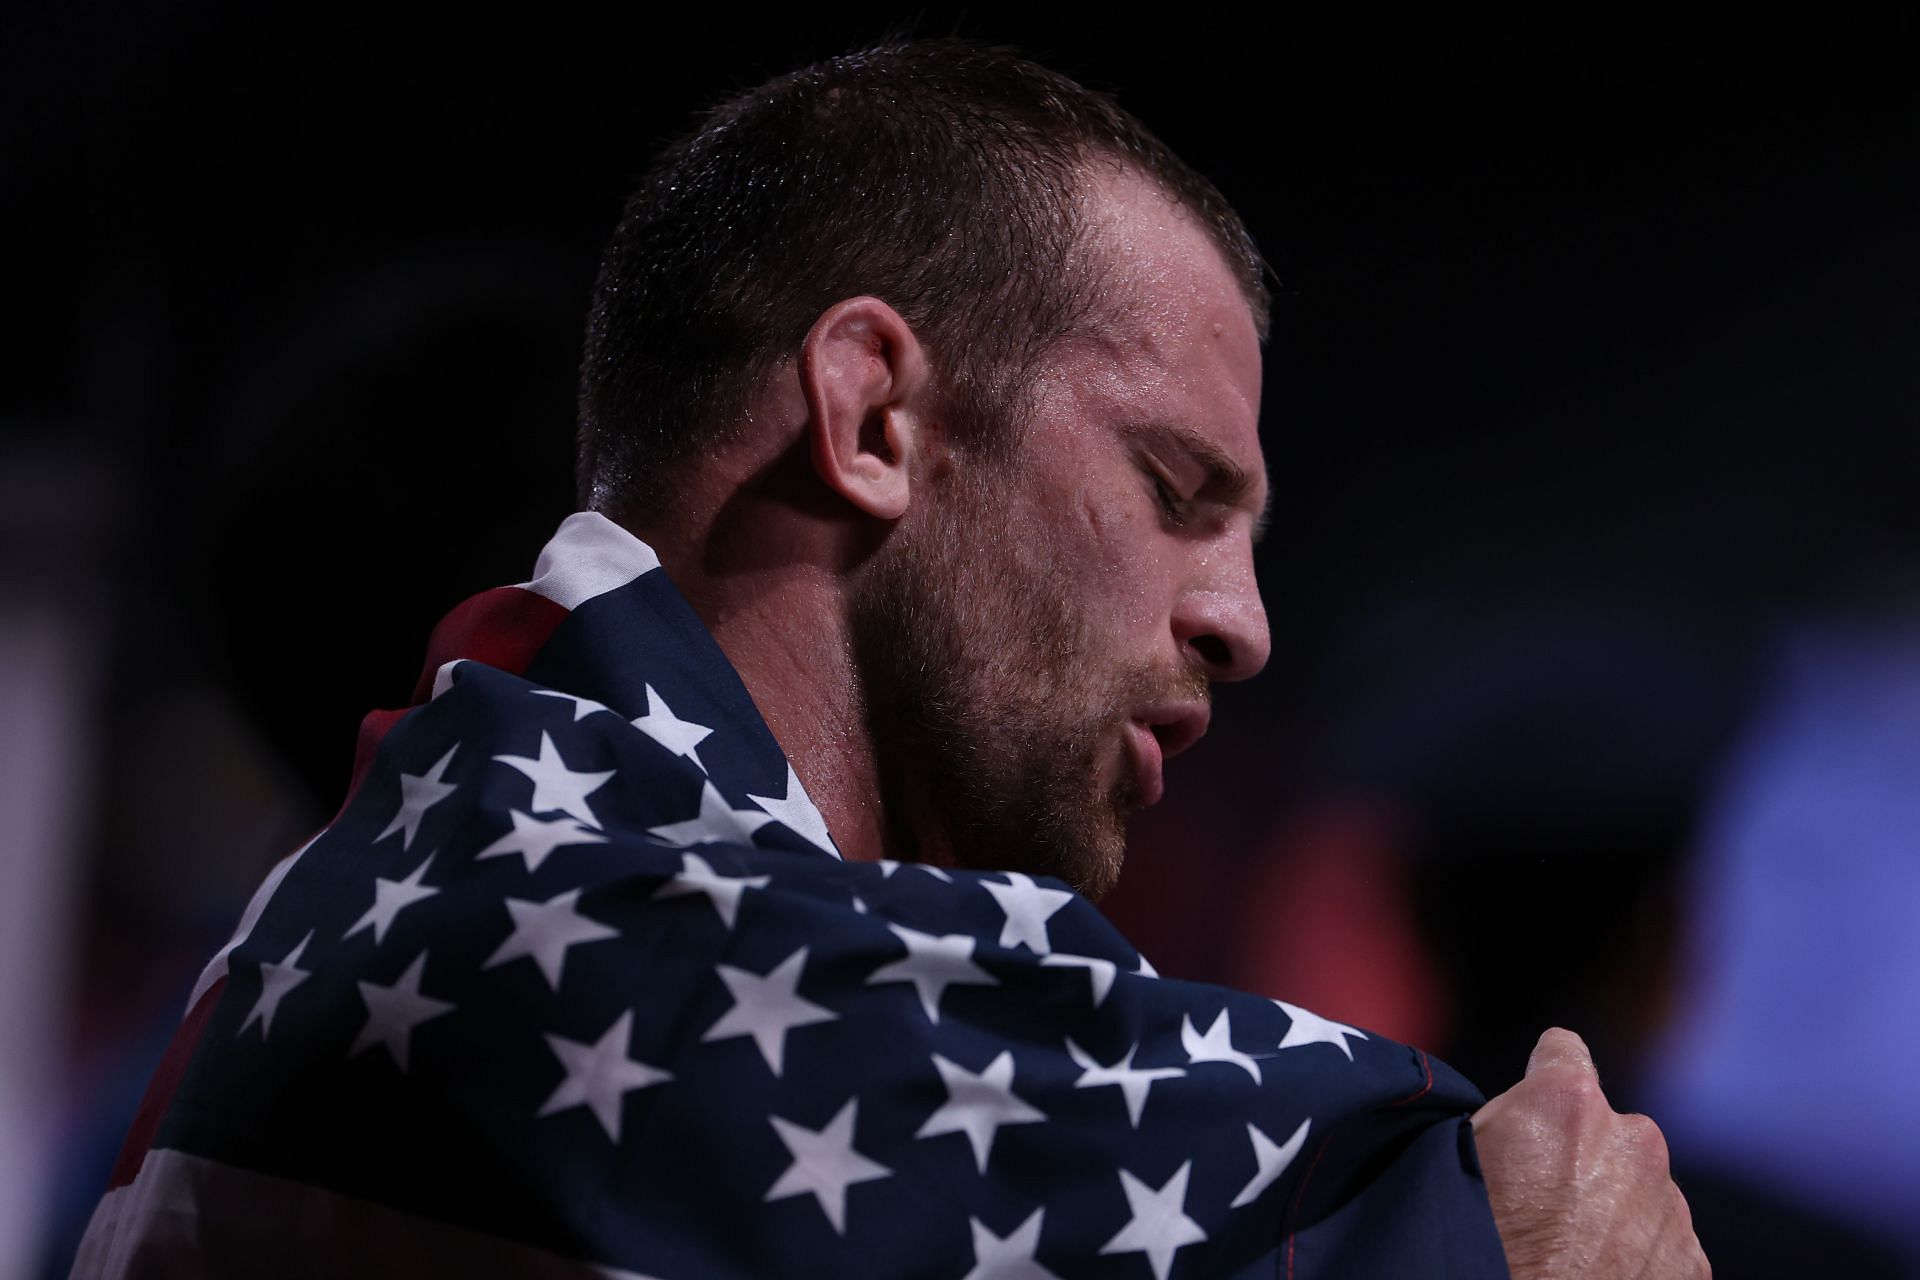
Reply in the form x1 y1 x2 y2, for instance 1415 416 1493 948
852 168 1270 898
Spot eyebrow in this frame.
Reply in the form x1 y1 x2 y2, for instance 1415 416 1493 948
1125 421 1272 544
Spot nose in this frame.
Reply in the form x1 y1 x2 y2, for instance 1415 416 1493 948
1171 544 1270 683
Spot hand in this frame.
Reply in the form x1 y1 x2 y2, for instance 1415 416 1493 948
1470 1028 1708 1279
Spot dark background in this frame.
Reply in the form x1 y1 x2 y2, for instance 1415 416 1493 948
9 8 1919 1276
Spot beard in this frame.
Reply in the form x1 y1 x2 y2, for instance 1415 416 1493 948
848 465 1203 899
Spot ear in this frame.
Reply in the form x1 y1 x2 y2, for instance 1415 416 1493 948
798 296 933 522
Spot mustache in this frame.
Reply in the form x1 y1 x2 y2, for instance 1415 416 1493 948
1106 658 1211 722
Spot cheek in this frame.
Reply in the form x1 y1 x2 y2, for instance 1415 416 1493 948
1067 482 1168 636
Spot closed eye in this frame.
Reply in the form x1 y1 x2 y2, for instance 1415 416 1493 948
1125 421 1267 540
1146 463 1191 524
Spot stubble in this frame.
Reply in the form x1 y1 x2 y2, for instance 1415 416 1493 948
848 467 1181 899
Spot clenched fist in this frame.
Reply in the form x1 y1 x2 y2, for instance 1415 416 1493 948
1471 1028 1709 1279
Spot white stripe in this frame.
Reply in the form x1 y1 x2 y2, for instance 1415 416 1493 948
184 833 317 1013
518 512 661 610
430 658 465 700
73 1148 661 1279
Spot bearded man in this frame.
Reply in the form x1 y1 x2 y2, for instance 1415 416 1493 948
75 40 1705 1279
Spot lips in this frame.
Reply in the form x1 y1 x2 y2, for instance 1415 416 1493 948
1123 701 1211 808
1123 721 1166 807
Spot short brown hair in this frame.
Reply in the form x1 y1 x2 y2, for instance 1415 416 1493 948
577 39 1269 517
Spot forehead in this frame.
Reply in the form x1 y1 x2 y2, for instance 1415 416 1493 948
1043 165 1267 500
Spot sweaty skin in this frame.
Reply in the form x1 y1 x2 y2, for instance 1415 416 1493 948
1472 1030 1711 1278
636 164 1708 1278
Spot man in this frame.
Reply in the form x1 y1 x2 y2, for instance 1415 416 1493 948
76 41 1704 1277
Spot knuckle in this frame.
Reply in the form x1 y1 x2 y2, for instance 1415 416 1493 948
1537 1026 1582 1053
1617 1111 1670 1169
1539 1065 1606 1111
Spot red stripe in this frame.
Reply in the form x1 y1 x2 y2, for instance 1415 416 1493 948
336 587 569 818
409 586 570 704
107 977 226 1190
337 708 409 822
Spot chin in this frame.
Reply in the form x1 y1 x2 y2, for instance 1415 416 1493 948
1068 845 1126 902
1037 794 1131 901
945 784 1128 900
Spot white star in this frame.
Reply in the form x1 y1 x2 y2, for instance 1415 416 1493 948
1274 999 1368 1060
631 684 713 773
702 946 838 1075
1180 1009 1262 1084
476 809 607 873
1229 1118 1311 1209
915 1051 1045 1173
239 931 312 1039
1065 1039 1183 1128
765 1099 892 1235
1040 952 1118 1006
492 732 615 828
964 1209 1060 1280
376 744 460 850
878 859 953 882
979 872 1076 953
531 688 613 721
747 762 840 857
651 851 770 929
538 1009 671 1142
484 888 619 989
647 780 772 848
1135 953 1160 979
1099 1162 1207 1280
343 853 438 945
350 952 454 1072
865 923 998 1023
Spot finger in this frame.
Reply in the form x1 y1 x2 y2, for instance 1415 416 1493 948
1526 1027 1597 1078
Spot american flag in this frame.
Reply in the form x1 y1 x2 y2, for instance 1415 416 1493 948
75 512 1508 1277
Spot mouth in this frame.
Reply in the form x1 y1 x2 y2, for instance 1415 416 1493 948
1121 701 1211 809
1122 721 1166 808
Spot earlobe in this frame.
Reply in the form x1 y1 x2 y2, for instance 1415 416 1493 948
799 297 931 522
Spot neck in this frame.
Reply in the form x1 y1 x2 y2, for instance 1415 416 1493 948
625 465 893 864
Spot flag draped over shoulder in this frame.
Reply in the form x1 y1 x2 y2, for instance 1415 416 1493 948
76 513 1509 1278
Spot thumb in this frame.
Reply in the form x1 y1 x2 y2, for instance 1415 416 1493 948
1526 1027 1597 1078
